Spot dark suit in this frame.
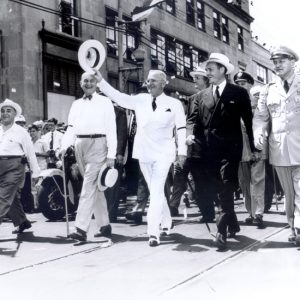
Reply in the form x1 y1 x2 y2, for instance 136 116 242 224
105 105 128 221
188 83 255 236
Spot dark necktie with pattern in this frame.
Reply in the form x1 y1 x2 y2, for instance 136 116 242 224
50 131 54 150
214 86 220 104
152 97 157 111
283 80 289 93
83 94 92 100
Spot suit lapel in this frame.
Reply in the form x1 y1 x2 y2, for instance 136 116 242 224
202 86 215 111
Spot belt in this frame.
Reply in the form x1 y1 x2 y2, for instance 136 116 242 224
0 155 23 160
76 134 106 138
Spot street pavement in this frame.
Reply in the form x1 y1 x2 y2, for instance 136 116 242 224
0 197 299 300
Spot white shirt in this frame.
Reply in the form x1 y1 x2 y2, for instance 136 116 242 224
61 92 117 159
33 138 49 170
98 79 187 163
42 130 64 152
0 123 40 177
212 79 227 97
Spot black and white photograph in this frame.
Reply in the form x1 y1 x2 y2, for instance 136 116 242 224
0 0 299 299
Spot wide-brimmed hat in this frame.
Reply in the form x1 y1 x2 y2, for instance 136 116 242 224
0 98 22 117
78 40 106 73
270 45 299 62
97 163 118 192
205 53 234 74
190 66 208 78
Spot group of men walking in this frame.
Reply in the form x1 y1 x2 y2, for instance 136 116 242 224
1 44 300 250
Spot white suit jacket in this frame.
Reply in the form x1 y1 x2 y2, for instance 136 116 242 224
253 73 300 166
98 80 187 163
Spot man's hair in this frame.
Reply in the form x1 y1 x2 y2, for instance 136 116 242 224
28 124 38 131
47 117 58 125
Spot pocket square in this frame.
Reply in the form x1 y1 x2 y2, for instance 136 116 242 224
229 101 235 104
165 108 171 112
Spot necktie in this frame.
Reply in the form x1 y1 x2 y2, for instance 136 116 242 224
214 86 220 104
50 131 54 150
283 80 289 93
83 94 92 100
152 97 157 111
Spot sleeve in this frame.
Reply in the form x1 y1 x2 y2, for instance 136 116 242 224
253 84 271 145
22 132 40 178
175 101 187 156
61 103 77 151
239 88 256 152
115 107 128 156
98 79 139 110
186 94 199 136
104 98 117 159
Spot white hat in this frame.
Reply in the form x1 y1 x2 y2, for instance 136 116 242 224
97 163 118 191
0 98 22 117
205 53 235 74
78 40 106 73
15 114 26 123
190 66 208 78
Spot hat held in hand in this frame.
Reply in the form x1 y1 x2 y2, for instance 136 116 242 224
78 40 106 73
97 163 118 191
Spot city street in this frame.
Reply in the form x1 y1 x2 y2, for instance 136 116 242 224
0 198 299 300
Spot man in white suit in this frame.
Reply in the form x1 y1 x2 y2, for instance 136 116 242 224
96 69 187 247
253 45 300 244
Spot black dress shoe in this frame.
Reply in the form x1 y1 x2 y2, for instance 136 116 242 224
148 235 159 247
227 231 237 238
213 233 227 250
94 224 112 238
253 214 265 229
245 215 254 224
125 211 143 224
12 219 32 234
69 229 87 242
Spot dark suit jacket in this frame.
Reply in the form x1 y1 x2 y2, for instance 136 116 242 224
114 105 127 156
187 83 255 162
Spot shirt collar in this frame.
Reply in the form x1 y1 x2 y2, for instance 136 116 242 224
281 72 295 86
213 80 227 96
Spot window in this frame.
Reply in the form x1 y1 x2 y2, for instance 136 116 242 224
151 34 166 71
256 63 268 84
105 8 137 60
213 10 229 44
59 0 78 36
222 16 229 44
186 0 195 26
213 10 221 39
237 26 244 51
166 38 176 74
196 0 205 31
166 0 176 15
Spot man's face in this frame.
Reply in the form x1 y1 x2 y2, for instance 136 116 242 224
29 128 38 139
46 121 56 132
80 74 97 96
193 75 208 91
272 57 295 79
1 106 16 126
205 62 226 85
146 77 165 97
236 81 252 93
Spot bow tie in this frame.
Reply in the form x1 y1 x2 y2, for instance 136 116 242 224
83 94 92 100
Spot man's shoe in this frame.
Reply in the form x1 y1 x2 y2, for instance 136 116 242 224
169 206 179 217
125 211 143 224
160 222 174 237
253 214 265 229
245 215 254 224
12 219 32 234
288 232 296 242
69 229 87 242
148 235 160 247
227 231 237 239
94 224 112 238
213 233 227 250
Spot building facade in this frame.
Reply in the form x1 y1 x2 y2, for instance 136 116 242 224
0 0 274 123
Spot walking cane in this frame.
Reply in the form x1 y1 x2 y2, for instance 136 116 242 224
271 166 279 211
61 151 70 237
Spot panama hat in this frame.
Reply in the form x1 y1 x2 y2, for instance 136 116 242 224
206 53 235 74
97 163 118 192
270 45 299 62
190 66 208 78
0 98 22 117
78 40 106 73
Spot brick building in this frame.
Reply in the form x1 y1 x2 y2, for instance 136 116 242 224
0 0 274 123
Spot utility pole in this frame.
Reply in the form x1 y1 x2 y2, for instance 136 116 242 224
118 0 124 92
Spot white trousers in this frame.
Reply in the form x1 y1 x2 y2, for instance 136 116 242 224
275 166 300 229
139 160 173 239
74 137 109 232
